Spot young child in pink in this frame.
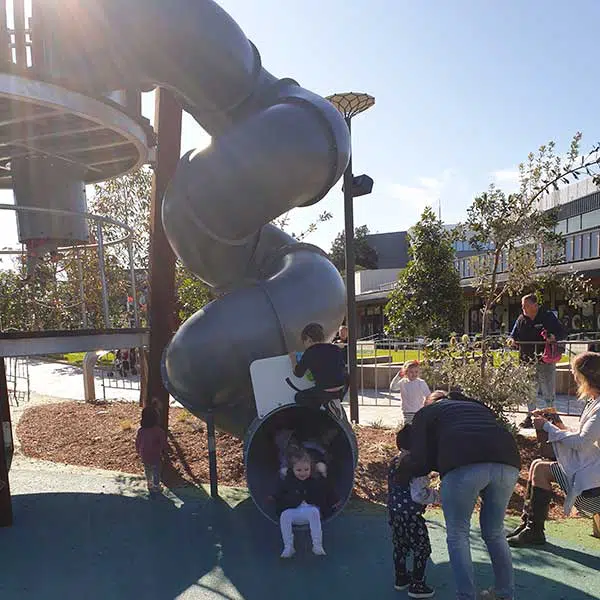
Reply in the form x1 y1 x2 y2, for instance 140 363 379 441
135 407 167 495
389 360 431 424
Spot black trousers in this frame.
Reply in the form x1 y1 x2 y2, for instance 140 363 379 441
295 386 341 409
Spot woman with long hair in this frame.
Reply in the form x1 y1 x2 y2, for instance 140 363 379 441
508 351 600 546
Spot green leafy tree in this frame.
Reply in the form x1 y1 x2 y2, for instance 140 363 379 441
458 134 600 347
329 224 378 272
384 206 463 339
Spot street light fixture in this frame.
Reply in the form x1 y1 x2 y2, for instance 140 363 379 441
326 91 375 424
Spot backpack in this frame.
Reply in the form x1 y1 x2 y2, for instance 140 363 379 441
541 329 563 364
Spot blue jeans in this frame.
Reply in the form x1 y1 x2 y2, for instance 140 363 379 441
441 463 519 600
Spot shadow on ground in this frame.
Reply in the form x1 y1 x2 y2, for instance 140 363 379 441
1 490 599 600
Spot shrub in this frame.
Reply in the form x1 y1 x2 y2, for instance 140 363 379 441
420 337 535 429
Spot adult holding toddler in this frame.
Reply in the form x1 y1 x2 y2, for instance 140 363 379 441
408 391 520 600
390 360 431 424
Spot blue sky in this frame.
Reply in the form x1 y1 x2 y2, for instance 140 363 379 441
188 0 600 250
2 0 600 254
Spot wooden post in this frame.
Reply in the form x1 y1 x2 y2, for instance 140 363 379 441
0 358 13 527
146 89 182 430
593 513 600 539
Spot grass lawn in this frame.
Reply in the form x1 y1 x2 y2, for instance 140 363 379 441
52 352 115 367
358 348 570 365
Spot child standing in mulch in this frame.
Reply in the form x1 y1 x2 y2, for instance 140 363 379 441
135 406 167 495
388 424 438 599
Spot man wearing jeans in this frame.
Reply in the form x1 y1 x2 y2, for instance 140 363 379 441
408 392 521 600
508 294 565 427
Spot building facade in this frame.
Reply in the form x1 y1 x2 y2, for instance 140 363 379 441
357 178 600 338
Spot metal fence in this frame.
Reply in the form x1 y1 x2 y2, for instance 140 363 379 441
95 347 143 401
354 335 593 417
5 356 30 406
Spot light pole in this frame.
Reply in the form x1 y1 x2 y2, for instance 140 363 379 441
326 92 375 424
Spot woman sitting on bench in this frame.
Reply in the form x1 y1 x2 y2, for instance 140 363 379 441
508 351 600 546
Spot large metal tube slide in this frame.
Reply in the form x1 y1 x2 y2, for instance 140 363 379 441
54 0 355 518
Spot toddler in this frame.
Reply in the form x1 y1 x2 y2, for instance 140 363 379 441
390 360 431 424
135 406 167 495
388 424 438 598
274 429 328 478
274 448 336 558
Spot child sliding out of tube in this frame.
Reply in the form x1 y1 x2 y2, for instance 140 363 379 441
274 447 337 558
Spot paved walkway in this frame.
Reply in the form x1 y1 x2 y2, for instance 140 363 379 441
21 359 586 431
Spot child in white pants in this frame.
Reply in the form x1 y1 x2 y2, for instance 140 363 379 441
274 448 335 558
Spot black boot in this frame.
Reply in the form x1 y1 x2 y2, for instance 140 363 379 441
509 487 552 547
507 481 531 539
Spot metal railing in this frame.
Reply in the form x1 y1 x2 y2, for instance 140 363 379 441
353 335 594 417
0 203 142 332
5 356 29 406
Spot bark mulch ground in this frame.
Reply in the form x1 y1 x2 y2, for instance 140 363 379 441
16 401 569 519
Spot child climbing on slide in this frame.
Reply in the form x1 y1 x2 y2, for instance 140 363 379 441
289 322 347 420
274 447 337 558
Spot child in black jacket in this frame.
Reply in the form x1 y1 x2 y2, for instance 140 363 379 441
289 322 347 419
274 448 336 558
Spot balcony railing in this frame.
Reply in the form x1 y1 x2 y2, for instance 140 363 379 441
455 226 600 281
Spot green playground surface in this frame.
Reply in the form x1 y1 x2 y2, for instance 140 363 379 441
3 475 598 600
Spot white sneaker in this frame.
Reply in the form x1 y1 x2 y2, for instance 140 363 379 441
312 545 327 556
280 546 295 559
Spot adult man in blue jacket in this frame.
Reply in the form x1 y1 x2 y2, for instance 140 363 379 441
508 293 565 427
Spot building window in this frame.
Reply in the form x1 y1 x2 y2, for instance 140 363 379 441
555 220 567 235
565 237 574 262
574 235 582 261
592 231 600 258
567 216 581 233
582 233 591 259
581 209 600 230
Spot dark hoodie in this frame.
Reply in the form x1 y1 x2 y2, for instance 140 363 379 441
408 392 520 478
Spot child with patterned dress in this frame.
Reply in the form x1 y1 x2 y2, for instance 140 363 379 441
388 424 438 598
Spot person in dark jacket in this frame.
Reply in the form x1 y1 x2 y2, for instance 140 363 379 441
274 448 337 558
408 391 520 600
508 293 566 424
289 322 347 420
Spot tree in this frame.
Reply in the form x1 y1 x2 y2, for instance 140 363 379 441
384 207 463 339
457 133 600 369
271 210 333 242
329 224 378 272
